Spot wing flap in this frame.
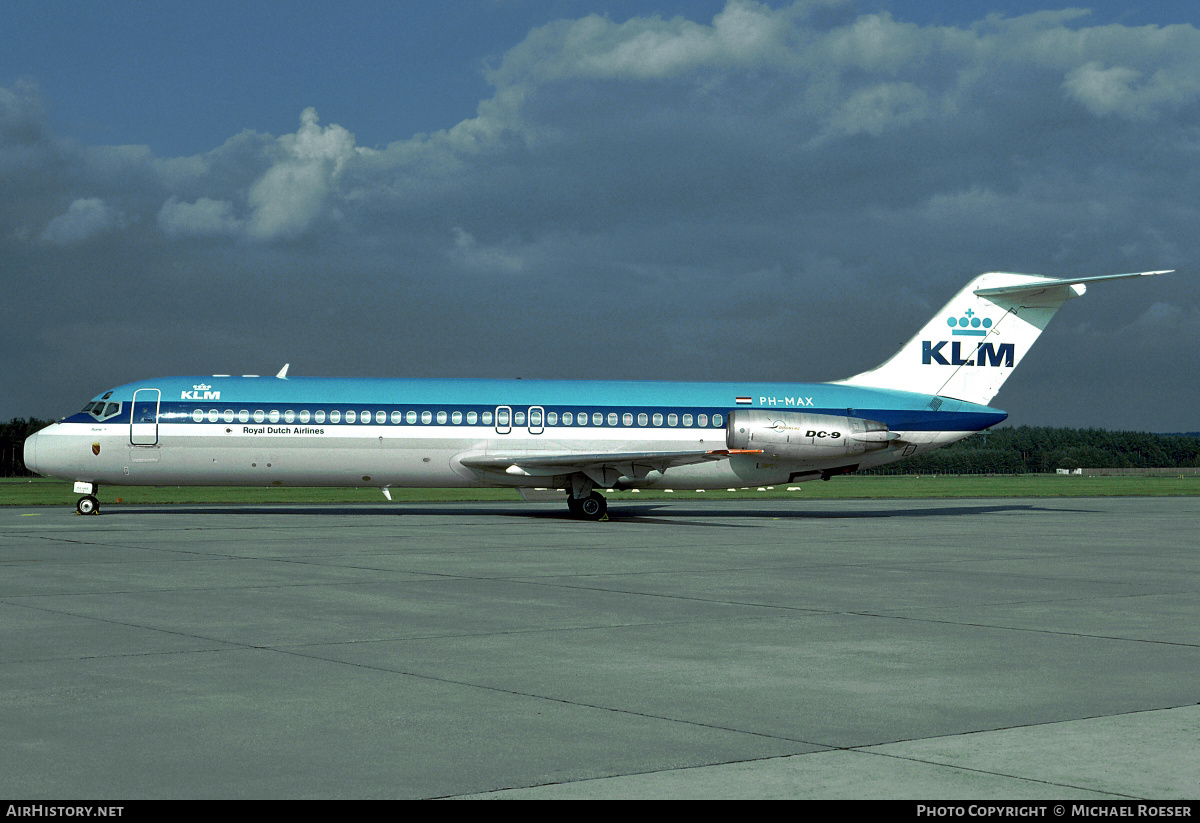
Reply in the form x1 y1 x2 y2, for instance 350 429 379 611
458 448 763 477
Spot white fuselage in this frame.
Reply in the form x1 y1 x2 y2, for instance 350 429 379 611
24 376 1002 492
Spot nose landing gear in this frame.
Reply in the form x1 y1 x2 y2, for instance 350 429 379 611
73 481 100 515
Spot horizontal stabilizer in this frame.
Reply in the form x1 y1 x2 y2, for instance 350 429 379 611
973 270 1172 298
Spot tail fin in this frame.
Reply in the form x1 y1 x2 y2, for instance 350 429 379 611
838 271 1172 406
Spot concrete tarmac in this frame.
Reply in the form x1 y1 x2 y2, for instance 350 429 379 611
1 497 1196 799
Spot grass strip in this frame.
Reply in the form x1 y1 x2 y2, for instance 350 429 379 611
3 474 1197 506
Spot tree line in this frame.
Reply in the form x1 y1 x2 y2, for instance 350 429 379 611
2 418 55 477
866 425 1200 475
2 418 1198 478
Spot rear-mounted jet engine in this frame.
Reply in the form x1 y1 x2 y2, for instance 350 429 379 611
725 410 899 459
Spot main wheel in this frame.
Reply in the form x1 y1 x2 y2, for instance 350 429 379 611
577 492 607 521
76 495 99 516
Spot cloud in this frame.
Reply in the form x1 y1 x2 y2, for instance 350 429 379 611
5 2 1200 430
1122 300 1200 337
40 198 122 243
157 197 241 238
1060 52 1200 120
0 78 47 145
246 107 363 241
450 227 526 274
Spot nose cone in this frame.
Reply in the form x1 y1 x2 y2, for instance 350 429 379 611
23 430 42 476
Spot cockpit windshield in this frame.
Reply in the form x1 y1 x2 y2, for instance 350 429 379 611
82 400 123 420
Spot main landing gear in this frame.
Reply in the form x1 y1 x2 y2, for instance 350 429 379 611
566 490 608 521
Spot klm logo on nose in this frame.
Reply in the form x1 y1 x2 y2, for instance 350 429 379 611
922 341 1014 367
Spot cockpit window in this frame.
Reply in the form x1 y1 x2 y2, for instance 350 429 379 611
83 401 122 420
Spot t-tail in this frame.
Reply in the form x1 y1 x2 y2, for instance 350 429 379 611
838 271 1174 406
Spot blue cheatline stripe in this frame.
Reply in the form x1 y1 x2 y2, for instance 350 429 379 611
149 402 733 429
64 400 1007 433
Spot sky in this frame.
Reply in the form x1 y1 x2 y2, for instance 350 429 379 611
3 0 1199 431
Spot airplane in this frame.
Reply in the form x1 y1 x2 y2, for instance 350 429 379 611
23 270 1175 519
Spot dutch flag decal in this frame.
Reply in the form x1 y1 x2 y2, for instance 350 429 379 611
735 396 752 405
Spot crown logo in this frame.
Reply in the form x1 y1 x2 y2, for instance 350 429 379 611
193 383 212 391
946 308 992 337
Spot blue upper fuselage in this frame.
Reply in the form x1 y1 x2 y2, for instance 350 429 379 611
65 375 1008 433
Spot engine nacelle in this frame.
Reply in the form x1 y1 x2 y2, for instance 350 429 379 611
726 410 897 459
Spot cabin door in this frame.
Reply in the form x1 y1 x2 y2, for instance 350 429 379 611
130 388 161 446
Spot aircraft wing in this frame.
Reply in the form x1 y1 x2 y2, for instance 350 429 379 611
457 448 762 481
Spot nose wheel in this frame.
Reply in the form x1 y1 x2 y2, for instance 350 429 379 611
567 491 607 520
76 495 100 516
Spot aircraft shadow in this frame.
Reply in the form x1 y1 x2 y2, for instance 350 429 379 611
94 501 1097 523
